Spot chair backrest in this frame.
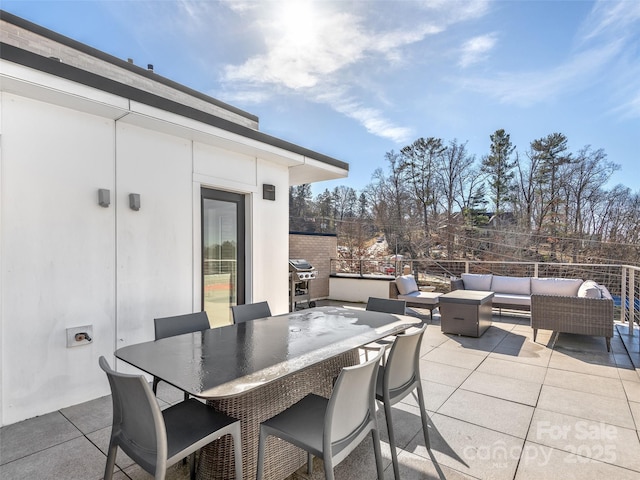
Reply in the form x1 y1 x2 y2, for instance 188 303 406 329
366 297 406 315
231 301 271 324
154 311 210 340
99 356 167 475
325 348 384 449
384 324 427 394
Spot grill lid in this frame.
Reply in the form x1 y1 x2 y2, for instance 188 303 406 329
289 259 313 270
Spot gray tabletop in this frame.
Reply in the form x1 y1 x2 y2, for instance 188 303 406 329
115 306 419 399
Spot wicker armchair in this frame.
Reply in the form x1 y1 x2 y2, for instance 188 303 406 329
531 294 614 352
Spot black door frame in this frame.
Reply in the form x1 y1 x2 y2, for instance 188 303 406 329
200 187 246 310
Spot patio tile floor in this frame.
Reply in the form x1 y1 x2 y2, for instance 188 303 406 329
2 302 640 480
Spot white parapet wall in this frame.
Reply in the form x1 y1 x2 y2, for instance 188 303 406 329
329 276 392 303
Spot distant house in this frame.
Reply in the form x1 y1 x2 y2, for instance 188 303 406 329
0 11 348 426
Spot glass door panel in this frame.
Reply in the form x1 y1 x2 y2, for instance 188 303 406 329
202 188 245 327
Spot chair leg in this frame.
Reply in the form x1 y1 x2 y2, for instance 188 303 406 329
371 428 385 480
232 424 243 480
152 376 160 395
416 384 431 450
307 452 313 474
384 401 401 480
323 455 335 480
533 328 538 342
103 439 118 480
189 452 196 480
256 426 267 480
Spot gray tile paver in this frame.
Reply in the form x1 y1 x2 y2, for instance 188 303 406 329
438 389 534 439
0 411 81 465
0 436 109 480
418 360 473 388
460 371 542 406
413 413 523 480
475 356 548 384
537 384 635 429
543 368 627 399
527 409 640 472
421 345 488 370
514 441 640 480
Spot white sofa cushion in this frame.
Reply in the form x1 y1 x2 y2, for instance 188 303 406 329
493 293 531 307
398 291 440 306
395 275 419 295
491 275 531 295
578 280 602 298
461 273 493 291
531 277 583 296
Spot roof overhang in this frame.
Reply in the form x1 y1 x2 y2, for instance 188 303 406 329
0 13 349 185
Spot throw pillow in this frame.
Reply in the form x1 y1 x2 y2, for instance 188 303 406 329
396 275 419 295
578 280 602 299
461 273 493 291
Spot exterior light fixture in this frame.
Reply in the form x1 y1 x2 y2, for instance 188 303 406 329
98 189 110 208
129 193 141 211
263 184 276 201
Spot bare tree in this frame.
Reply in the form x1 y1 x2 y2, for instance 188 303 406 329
436 139 474 258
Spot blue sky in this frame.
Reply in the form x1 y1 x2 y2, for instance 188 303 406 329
6 0 640 195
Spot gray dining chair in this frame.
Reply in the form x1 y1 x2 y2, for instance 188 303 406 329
256 348 385 480
99 356 242 480
366 297 406 315
231 301 271 324
362 297 407 360
376 324 430 480
153 311 210 399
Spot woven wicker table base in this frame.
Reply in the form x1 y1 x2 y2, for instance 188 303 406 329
198 349 360 480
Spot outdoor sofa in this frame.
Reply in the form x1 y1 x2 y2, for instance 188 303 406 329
450 273 615 351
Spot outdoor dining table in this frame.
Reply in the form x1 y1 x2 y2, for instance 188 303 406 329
115 305 421 480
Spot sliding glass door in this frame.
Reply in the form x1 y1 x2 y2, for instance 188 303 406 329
201 188 245 327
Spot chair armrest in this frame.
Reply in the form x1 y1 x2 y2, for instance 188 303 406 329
389 281 400 299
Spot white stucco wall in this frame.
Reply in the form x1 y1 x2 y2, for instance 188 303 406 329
0 90 293 425
1 93 117 423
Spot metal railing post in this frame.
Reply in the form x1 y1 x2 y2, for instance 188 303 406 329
631 268 636 336
621 267 628 329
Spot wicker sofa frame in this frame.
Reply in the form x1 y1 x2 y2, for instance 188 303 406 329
530 294 614 352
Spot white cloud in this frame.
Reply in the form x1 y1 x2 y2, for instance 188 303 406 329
461 41 622 107
579 0 640 43
217 0 488 143
458 33 497 68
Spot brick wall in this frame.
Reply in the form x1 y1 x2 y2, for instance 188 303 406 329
289 233 337 300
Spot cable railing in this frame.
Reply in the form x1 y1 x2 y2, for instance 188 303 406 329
329 258 640 334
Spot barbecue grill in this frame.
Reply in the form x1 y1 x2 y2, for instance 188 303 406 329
289 259 318 311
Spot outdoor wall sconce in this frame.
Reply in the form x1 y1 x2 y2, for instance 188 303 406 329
263 184 276 201
129 193 141 211
98 189 110 208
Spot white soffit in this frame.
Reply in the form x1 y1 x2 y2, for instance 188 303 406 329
0 60 129 118
289 156 349 186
